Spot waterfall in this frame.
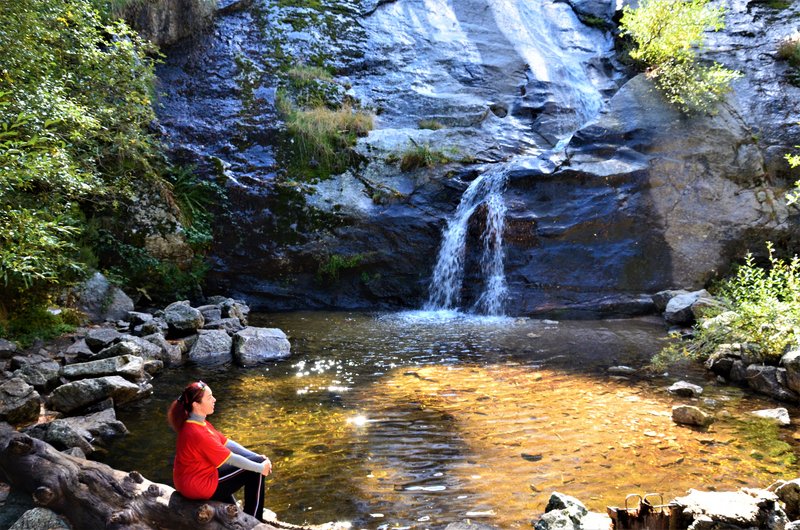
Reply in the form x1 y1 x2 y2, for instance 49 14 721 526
425 166 509 315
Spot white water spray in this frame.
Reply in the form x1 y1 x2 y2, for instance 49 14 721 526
425 166 509 315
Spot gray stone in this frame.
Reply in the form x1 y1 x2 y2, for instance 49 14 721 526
751 408 791 426
73 272 134 323
664 290 710 325
233 327 291 366
745 365 799 404
534 492 611 530
164 301 204 334
652 290 690 313
672 405 714 427
59 407 128 445
216 298 250 325
773 479 800 520
85 328 122 352
781 347 800 395
61 355 146 383
118 335 166 361
672 488 787 529
12 361 61 392
0 378 40 425
143 333 182 366
197 305 222 322
49 376 150 413
62 446 86 459
127 311 154 327
143 359 165 375
65 338 94 360
187 330 232 363
0 488 35 530
668 381 704 398
0 338 18 359
204 317 245 334
24 419 95 454
8 507 71 530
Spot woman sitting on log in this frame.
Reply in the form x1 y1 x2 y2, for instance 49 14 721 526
168 380 273 522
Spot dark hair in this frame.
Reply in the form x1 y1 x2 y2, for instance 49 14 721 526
167 381 207 432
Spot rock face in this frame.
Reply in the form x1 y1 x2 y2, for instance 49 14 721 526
121 0 217 48
156 0 799 317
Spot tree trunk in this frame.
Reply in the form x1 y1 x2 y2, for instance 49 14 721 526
0 423 325 530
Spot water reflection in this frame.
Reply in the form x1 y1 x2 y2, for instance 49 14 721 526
105 312 800 529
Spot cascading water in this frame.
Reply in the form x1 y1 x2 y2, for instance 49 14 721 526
425 166 509 315
421 0 607 316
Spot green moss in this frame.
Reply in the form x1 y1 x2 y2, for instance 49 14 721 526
418 119 445 130
317 253 365 282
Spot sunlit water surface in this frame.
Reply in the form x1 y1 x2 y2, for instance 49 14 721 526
104 311 800 529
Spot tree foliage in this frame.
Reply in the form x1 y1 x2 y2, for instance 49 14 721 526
0 0 192 319
619 0 741 113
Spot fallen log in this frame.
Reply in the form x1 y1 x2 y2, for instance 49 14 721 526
0 422 330 530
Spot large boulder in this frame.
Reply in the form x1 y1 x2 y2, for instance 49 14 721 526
781 346 800 395
664 290 712 326
232 327 291 366
72 272 134 323
0 338 18 359
187 330 232 363
745 365 798 404
12 361 61 392
164 301 204 335
0 379 40 426
61 355 147 383
48 376 151 414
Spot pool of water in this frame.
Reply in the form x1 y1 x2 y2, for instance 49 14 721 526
104 311 800 529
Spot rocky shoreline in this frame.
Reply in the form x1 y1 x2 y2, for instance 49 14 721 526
2 286 800 528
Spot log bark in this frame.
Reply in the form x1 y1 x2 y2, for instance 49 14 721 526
0 423 327 530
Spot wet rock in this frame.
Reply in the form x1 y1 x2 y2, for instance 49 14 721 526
72 272 134 323
751 408 791 426
164 301 204 335
61 355 147 383
668 381 704 398
672 488 787 529
672 405 714 427
0 378 40 425
187 330 232 363
8 507 71 530
232 327 291 366
745 365 798 404
49 376 151 414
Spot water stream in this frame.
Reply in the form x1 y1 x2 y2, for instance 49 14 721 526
104 312 800 530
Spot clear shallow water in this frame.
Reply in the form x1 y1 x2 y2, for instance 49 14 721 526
104 311 800 529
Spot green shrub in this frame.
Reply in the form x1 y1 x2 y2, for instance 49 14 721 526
654 243 800 369
317 254 364 282
619 0 741 113
778 34 800 86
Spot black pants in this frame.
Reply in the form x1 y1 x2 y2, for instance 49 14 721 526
211 453 266 521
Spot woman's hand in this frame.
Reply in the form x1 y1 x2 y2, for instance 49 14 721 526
261 457 272 476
